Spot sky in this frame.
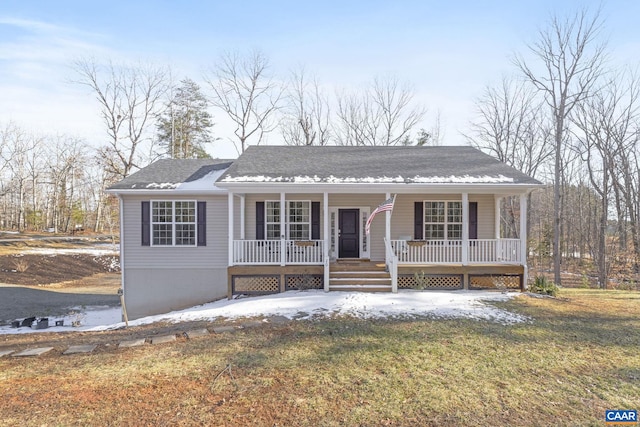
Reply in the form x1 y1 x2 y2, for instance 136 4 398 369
0 1 638 159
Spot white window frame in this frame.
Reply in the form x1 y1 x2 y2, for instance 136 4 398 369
424 200 462 241
264 200 312 241
151 200 197 247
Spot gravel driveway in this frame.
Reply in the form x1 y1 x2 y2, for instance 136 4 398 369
0 284 120 324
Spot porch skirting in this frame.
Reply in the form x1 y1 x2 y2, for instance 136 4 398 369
228 264 524 298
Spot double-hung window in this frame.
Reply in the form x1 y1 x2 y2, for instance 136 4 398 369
264 200 311 240
424 201 462 240
151 200 196 246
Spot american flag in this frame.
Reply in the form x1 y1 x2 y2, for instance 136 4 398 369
365 195 396 235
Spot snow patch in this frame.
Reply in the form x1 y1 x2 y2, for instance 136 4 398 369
409 174 514 183
222 174 515 184
0 290 528 335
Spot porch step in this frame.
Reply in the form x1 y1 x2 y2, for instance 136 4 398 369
329 284 393 292
330 271 390 279
329 277 392 286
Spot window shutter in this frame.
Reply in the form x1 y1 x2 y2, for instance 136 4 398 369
469 201 478 240
311 201 320 240
256 201 265 240
414 202 423 240
141 201 150 246
197 201 206 246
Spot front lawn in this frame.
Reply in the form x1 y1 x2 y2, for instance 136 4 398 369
1 289 639 426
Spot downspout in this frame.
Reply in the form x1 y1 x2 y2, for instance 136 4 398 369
117 194 128 326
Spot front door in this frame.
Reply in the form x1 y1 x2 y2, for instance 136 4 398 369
339 209 360 258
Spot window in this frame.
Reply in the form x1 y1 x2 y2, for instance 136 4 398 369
288 201 310 240
151 201 196 246
265 201 281 240
264 200 311 240
424 201 462 240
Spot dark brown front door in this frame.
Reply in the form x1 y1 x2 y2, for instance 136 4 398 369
339 209 359 258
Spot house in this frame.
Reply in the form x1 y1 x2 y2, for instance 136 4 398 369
108 146 542 319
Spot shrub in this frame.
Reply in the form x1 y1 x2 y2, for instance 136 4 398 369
413 271 430 290
12 258 30 273
530 275 559 296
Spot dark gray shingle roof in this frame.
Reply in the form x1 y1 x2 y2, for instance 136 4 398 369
109 159 234 190
218 146 541 185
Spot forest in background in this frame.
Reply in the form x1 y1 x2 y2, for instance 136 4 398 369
1 8 638 288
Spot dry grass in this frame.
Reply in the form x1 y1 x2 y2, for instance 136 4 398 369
1 289 639 426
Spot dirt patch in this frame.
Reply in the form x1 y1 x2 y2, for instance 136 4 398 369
0 254 119 286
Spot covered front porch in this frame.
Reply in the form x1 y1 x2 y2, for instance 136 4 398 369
226 191 529 297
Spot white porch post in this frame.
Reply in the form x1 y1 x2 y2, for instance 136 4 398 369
323 192 330 292
520 193 528 286
385 192 391 244
462 193 469 265
494 196 502 239
239 195 245 240
280 192 286 266
228 191 234 266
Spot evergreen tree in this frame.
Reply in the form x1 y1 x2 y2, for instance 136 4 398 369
157 78 214 158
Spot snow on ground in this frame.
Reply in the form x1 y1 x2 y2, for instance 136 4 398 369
0 290 528 335
19 243 119 256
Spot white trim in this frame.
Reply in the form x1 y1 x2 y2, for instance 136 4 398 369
239 195 245 240
323 192 329 292
385 192 391 247
520 193 528 268
495 196 501 239
462 193 469 266
228 192 234 266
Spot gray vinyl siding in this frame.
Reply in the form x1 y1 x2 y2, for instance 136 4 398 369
122 194 228 268
121 194 228 319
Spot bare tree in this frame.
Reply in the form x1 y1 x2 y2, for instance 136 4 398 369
514 8 607 285
466 76 553 243
335 76 426 146
281 68 331 146
205 50 283 153
74 58 168 179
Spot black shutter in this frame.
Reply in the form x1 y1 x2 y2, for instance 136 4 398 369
197 201 206 246
311 202 320 240
414 202 423 240
469 202 478 240
141 201 150 246
256 201 265 240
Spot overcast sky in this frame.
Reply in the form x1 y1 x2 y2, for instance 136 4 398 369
1 1 638 158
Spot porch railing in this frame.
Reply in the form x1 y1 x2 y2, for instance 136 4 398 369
232 240 324 265
390 239 522 264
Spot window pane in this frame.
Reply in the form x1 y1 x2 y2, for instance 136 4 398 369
448 202 462 223
175 201 195 223
448 224 462 240
288 201 309 223
424 201 445 223
153 224 172 245
152 201 173 223
266 201 280 223
425 224 444 240
175 223 196 245
289 224 310 240
267 224 280 240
